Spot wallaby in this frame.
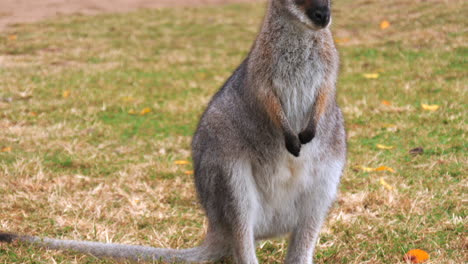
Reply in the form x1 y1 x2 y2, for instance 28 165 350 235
0 0 346 263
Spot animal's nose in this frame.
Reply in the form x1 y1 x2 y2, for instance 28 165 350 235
308 6 330 27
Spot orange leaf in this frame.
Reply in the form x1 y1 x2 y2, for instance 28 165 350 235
404 249 430 263
334 37 350 44
62 90 71 98
174 160 190 165
357 166 395 173
29 111 38 117
421 103 439 111
375 166 395 173
140 107 151 115
1 147 12 152
380 20 390 30
7 35 17 41
184 170 194 175
381 100 392 106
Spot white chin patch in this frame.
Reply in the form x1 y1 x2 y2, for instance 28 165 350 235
287 5 331 31
326 17 333 27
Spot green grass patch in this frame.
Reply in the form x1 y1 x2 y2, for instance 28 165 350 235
0 0 466 263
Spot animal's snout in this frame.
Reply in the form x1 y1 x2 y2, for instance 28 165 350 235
307 6 330 28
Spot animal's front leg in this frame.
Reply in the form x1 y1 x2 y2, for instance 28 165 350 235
299 88 330 145
259 90 301 157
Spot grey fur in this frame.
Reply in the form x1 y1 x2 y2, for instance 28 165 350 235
0 0 346 263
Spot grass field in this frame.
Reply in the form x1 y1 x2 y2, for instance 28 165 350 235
0 0 466 263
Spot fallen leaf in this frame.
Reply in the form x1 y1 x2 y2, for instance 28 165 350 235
379 177 393 190
334 37 350 44
375 166 396 173
421 103 439 111
62 90 71 98
175 160 190 165
128 109 137 115
381 100 392 106
409 147 424 156
8 35 17 41
184 170 194 175
140 107 151 115
359 166 375 172
357 166 395 173
377 144 394 150
404 249 430 263
380 20 390 30
29 111 38 117
1 147 12 152
363 73 379 79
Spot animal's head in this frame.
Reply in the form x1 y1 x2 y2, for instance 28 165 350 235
280 0 332 30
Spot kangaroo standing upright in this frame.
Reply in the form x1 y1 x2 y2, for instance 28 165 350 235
0 0 346 263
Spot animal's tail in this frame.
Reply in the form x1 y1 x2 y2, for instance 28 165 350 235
0 231 228 263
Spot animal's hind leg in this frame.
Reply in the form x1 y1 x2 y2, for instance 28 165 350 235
175 225 230 262
196 153 259 264
225 159 259 264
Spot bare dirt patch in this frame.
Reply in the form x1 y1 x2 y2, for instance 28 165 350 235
0 0 264 31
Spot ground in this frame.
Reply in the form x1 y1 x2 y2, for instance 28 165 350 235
0 0 262 31
0 0 466 263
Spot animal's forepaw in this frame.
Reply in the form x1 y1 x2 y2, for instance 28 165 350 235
299 128 315 145
285 134 301 157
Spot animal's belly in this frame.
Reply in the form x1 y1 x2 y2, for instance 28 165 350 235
252 147 316 239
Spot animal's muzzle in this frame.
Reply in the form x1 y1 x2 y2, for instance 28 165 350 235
306 6 330 28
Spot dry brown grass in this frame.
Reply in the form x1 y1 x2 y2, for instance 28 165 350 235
0 0 466 263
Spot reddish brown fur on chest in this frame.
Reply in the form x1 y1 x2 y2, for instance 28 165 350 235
314 89 329 122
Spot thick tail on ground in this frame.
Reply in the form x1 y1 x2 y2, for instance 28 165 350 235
0 231 228 263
